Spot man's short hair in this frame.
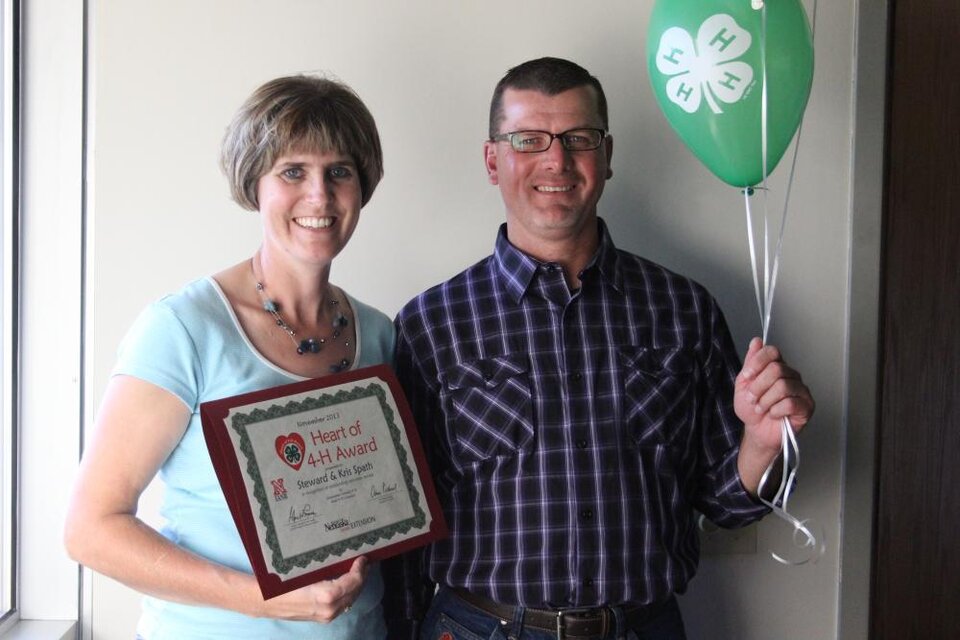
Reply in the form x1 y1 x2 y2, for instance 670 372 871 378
221 75 384 211
488 57 609 138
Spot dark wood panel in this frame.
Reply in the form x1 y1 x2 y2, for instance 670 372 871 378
873 0 960 637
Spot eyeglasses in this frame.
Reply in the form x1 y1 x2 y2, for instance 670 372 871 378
490 128 607 153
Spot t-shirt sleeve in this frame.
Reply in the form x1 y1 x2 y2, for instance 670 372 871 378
112 300 203 411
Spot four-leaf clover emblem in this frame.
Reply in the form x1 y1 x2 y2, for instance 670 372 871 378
655 14 755 114
284 443 302 465
274 432 305 470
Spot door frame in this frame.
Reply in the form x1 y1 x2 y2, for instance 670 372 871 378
838 1 889 638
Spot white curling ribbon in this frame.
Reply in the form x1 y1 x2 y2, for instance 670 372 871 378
741 1 822 564
756 416 825 565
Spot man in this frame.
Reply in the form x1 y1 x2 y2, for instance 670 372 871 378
384 57 814 640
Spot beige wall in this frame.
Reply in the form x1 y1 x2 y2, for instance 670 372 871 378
87 1 880 638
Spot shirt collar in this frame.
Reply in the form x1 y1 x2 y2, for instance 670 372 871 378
493 217 624 303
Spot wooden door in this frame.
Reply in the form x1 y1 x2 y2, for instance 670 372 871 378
872 0 960 638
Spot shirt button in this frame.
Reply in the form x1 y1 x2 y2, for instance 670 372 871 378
584 578 595 588
580 509 594 520
569 371 582 382
576 439 588 449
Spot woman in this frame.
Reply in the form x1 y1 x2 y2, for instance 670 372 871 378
65 75 391 639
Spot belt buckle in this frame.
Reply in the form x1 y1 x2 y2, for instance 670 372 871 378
556 606 608 640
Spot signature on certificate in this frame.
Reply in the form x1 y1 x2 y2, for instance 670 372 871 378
370 481 398 499
288 503 317 524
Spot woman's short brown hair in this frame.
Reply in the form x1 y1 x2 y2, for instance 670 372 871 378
220 75 384 210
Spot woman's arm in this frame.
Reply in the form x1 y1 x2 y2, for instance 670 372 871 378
64 375 366 622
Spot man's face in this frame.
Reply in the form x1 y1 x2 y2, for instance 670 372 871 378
484 86 613 255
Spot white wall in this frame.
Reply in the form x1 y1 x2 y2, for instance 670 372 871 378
86 1 879 638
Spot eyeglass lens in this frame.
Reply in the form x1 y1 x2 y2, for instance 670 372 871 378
509 129 603 153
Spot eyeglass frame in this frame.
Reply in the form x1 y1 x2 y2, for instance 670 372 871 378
489 127 608 153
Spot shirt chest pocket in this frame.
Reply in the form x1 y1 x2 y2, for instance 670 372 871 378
618 346 700 449
439 354 535 464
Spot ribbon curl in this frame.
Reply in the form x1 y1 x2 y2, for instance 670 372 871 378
756 417 825 564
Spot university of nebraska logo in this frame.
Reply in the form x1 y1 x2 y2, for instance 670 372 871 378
275 432 305 470
271 478 288 501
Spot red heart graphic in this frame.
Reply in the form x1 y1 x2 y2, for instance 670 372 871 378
275 433 306 471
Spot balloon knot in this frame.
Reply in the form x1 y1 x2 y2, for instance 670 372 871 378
752 0 765 10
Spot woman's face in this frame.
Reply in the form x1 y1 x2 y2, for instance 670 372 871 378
256 148 363 269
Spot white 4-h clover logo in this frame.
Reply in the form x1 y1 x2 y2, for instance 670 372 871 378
655 14 754 114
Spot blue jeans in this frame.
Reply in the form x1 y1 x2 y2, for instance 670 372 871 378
419 587 687 640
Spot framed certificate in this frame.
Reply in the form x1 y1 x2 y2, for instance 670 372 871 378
200 364 446 599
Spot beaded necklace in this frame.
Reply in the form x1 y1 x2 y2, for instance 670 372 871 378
251 258 352 373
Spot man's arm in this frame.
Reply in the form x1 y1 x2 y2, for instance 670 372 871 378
734 338 815 496
381 316 442 637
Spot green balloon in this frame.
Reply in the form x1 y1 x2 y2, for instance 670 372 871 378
647 0 814 187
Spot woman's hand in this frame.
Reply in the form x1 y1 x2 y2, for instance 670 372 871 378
66 376 375 621
257 557 370 622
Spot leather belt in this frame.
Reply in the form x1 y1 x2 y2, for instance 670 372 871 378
452 588 665 639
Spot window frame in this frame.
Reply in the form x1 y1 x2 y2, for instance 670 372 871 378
1 0 83 635
0 0 19 629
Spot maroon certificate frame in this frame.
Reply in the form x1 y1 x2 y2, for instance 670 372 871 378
200 364 446 599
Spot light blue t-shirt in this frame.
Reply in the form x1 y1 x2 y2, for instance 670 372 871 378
114 277 393 640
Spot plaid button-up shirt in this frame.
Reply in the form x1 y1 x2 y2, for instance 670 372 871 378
386 219 767 621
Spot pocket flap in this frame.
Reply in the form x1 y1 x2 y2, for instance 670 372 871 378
441 354 530 390
619 346 696 377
